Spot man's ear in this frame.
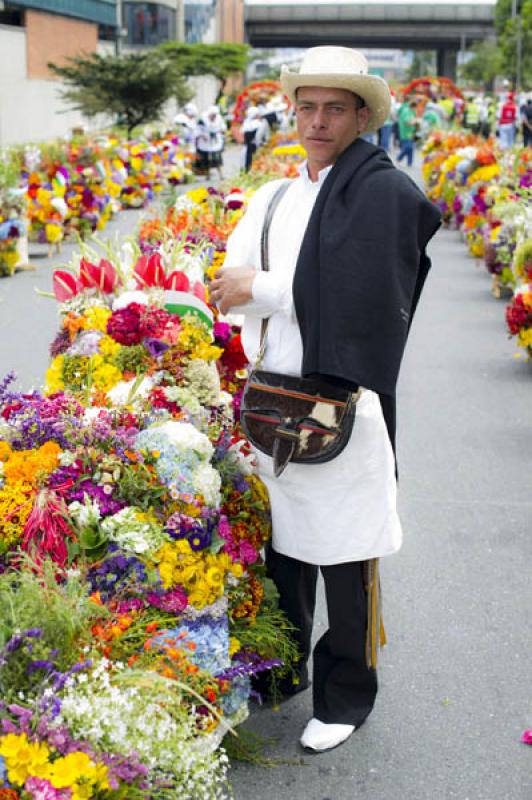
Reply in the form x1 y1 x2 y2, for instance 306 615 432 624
358 106 371 134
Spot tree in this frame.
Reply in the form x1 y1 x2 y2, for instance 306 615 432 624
495 0 532 87
407 51 437 81
161 43 249 94
459 40 502 90
49 51 191 135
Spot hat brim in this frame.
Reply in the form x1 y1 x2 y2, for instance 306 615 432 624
280 67 391 133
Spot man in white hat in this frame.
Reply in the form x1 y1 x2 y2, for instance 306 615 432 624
210 46 440 752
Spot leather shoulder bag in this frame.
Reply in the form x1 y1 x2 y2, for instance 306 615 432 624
240 181 360 478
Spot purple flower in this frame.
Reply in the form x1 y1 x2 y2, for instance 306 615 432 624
49 328 71 358
27 660 55 674
143 337 169 358
188 528 211 551
146 587 188 614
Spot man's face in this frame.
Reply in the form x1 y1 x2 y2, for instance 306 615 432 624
295 86 370 171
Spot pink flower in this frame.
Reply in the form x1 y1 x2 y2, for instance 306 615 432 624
238 540 259 565
520 729 532 745
24 776 71 800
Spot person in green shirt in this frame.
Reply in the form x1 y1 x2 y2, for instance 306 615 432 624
397 100 418 167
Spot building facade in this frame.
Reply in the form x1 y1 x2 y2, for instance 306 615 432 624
0 0 245 146
0 1 117 145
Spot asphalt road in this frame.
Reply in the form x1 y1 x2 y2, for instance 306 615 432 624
0 147 531 800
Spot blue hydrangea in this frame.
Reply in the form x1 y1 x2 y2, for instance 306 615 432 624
220 675 251 717
154 615 230 675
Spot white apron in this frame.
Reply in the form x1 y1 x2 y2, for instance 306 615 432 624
224 165 403 565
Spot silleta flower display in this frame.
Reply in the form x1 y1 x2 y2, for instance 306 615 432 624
0 183 299 799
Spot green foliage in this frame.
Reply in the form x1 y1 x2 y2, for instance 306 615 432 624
49 51 191 134
0 559 104 701
407 51 437 81
230 577 299 682
116 460 168 510
495 0 532 87
161 42 250 90
459 40 502 89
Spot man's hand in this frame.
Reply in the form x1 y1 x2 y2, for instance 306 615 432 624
210 267 256 314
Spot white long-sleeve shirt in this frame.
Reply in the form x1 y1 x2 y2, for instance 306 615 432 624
224 164 402 564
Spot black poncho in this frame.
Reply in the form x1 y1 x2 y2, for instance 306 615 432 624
292 138 441 452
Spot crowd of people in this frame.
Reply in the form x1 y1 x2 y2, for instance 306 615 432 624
173 95 292 178
174 84 531 180
360 88 532 167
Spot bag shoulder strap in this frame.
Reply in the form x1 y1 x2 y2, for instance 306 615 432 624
257 180 291 361
260 180 291 273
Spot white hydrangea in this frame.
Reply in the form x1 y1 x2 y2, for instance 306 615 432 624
107 375 155 407
156 420 214 460
193 462 222 506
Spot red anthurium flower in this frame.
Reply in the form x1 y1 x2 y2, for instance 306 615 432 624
165 271 190 291
96 259 118 293
52 270 81 302
78 258 97 289
134 252 166 288
79 258 118 293
193 281 207 302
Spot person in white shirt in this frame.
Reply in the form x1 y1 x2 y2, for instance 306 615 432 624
174 101 199 156
210 46 440 753
195 105 225 180
241 106 265 172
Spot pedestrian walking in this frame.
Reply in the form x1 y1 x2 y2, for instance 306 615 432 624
210 46 441 753
520 98 532 147
377 108 394 152
241 107 264 172
195 105 225 180
174 102 199 157
464 95 481 134
498 92 517 149
397 99 418 167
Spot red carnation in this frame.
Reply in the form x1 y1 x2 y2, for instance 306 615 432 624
138 307 174 339
221 334 248 373
505 295 531 336
107 303 145 345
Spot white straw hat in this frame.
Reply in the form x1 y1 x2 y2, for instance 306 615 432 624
280 46 391 133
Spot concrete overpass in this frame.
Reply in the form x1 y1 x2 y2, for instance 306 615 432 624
245 1 496 79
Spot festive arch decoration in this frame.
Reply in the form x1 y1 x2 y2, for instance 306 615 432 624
401 76 464 101
230 80 290 143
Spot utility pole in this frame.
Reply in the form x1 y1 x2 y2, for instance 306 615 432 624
115 0 123 56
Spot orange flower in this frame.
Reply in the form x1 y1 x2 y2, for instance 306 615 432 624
63 311 88 342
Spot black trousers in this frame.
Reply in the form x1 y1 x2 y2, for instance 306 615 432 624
266 544 378 727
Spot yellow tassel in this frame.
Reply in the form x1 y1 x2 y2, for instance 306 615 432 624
364 558 386 669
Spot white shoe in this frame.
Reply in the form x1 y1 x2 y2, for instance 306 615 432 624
299 717 355 752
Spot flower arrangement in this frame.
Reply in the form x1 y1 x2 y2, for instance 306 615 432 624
422 129 532 360
506 284 532 356
0 197 299 794
0 156 27 278
2 132 192 260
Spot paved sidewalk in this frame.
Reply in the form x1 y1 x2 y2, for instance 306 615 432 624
228 155 532 800
1 147 530 800
0 143 243 390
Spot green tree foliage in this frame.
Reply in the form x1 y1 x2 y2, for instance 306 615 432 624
161 42 250 92
459 40 502 90
495 0 532 87
407 51 437 80
49 50 191 134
